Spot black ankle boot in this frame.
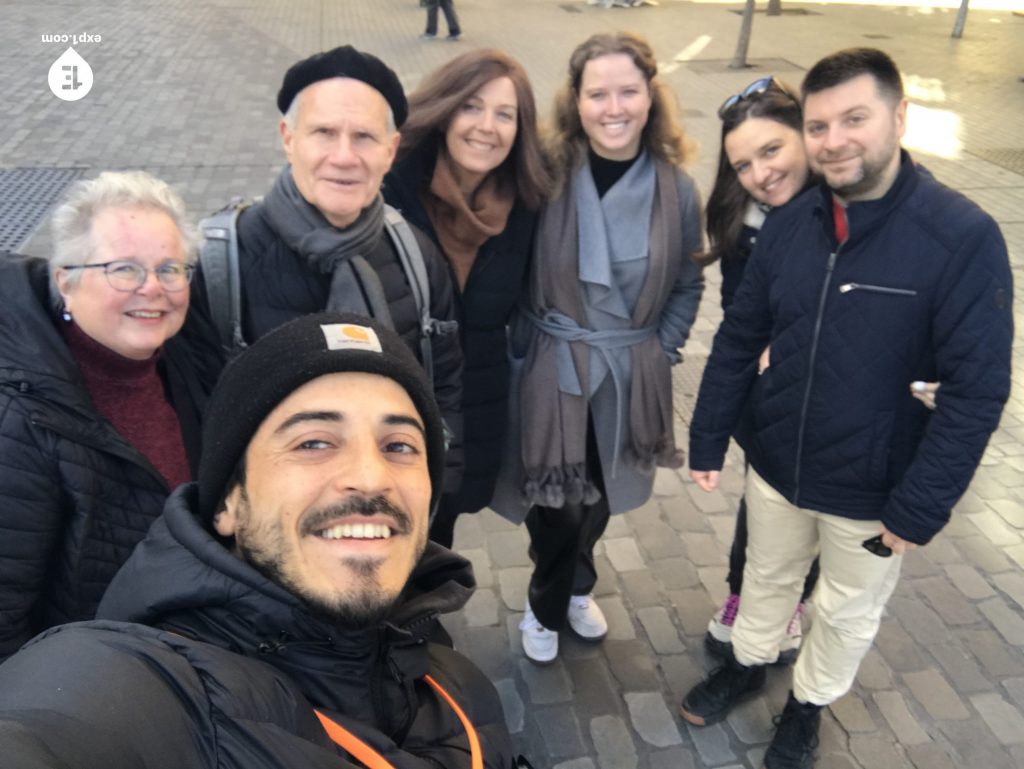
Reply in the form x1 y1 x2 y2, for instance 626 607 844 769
763 691 821 769
679 653 766 726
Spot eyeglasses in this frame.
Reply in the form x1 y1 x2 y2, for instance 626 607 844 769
718 76 783 119
63 260 195 292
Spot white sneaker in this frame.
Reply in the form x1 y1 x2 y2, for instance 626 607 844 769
567 594 608 641
519 602 558 664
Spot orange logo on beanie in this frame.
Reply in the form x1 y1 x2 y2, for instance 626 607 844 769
320 323 383 353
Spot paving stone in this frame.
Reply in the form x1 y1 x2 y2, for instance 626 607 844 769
955 535 1014 573
605 639 662 691
957 629 1024 677
624 692 683 748
661 499 714 534
685 482 730 513
464 588 499 627
725 695 774 744
873 690 931 746
992 572 1024 611
874 620 929 673
922 535 963 565
849 734 915 769
978 596 1024 645
636 607 686 654
599 595 636 641
989 498 1024 529
559 633 603 662
649 556 701 591
707 513 737 547
603 537 646 573
684 721 736 766
668 588 717 637
829 692 877 733
856 648 895 690
889 597 949 647
552 760 595 769
465 625 516 679
479 509 519 532
619 570 664 609
566 658 622 717
901 549 941 578
657 654 704 700
681 532 728 566
938 721 1018 769
697 566 731 608
818 710 851 755
1004 677 1024 709
486 529 531 568
603 514 631 539
915 577 983 626
966 511 1022 546
906 743 957 769
517 659 574 705
590 715 638 769
647 747 695 769
536 705 587 758
815 752 861 769
593 555 618 597
969 692 1024 746
494 678 525 734
943 563 996 600
903 670 971 720
498 566 531 611
929 643 993 693
453 514 486 550
653 469 687 498
635 520 688 560
1005 543 1024 571
460 547 493 589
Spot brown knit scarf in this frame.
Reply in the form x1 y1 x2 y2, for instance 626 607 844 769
421 150 515 290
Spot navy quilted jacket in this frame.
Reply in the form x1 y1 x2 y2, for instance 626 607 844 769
0 256 220 661
689 153 1013 544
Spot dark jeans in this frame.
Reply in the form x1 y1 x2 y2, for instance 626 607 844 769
728 494 820 603
425 0 460 35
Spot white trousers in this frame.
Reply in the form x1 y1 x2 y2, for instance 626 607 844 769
731 468 903 705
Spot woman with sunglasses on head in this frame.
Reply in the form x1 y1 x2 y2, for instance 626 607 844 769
702 76 821 664
0 171 222 661
492 32 704 664
383 49 550 547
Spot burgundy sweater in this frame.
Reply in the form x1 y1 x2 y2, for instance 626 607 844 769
61 321 191 490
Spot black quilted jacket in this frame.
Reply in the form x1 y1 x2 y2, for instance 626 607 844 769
0 485 517 769
0 256 220 661
690 153 1013 544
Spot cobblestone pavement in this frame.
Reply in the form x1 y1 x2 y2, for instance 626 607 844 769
2 2 1023 767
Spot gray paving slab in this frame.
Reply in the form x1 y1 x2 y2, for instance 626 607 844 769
4 2 1023 768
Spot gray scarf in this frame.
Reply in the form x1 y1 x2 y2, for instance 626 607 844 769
519 154 685 508
263 166 394 326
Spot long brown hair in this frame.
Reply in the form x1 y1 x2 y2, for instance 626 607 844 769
399 49 550 210
548 32 694 191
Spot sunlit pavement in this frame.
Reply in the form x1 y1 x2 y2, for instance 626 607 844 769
3 2 1023 766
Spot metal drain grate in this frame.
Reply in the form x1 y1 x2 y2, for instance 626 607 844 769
671 353 709 426
967 149 1024 178
0 168 85 253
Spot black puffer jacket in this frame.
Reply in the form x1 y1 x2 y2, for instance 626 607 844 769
0 256 220 661
385 146 537 512
217 199 464 493
0 486 517 769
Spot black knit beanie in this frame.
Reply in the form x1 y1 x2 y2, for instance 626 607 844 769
197 312 444 526
277 45 408 128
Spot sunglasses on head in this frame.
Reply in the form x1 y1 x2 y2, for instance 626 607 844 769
718 75 784 119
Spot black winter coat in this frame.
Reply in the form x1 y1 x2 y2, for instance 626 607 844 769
385 146 537 512
0 485 517 769
197 198 464 493
0 256 220 661
690 154 1013 544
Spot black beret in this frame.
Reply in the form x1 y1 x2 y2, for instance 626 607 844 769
198 312 445 527
277 45 408 128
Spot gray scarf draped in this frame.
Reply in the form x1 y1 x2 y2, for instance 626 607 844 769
519 153 685 508
263 166 394 326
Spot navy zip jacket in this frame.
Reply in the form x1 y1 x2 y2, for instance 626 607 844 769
689 152 1012 545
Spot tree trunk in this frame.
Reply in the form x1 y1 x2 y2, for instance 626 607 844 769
767 0 782 16
731 0 757 69
951 0 969 38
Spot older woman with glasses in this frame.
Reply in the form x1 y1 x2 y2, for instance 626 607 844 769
0 171 222 661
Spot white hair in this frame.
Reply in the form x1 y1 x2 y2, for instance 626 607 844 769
283 81 397 135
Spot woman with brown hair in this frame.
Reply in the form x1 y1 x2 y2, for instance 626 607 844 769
491 32 704 664
384 48 549 547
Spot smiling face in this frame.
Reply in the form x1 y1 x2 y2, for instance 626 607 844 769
444 75 518 193
576 53 651 161
280 78 401 229
724 116 810 208
802 73 906 202
56 206 189 360
214 372 431 627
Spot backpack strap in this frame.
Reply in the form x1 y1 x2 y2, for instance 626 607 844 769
383 205 457 384
199 199 250 353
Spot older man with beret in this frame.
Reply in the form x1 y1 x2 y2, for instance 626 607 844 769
0 312 521 769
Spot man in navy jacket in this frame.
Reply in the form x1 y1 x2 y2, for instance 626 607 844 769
679 48 1012 769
